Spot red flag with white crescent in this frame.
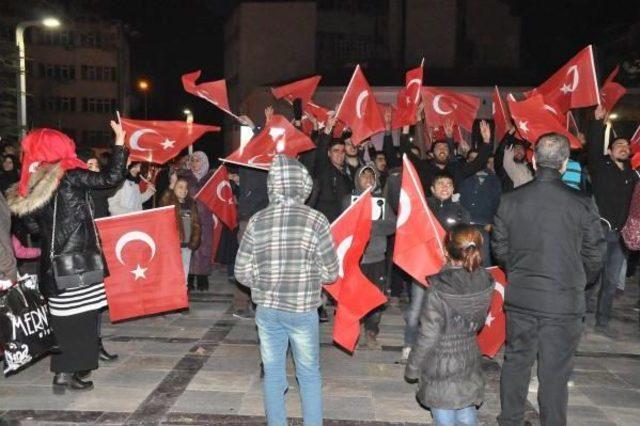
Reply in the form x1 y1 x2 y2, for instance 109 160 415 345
393 61 424 128
195 165 238 230
271 75 322 103
600 65 626 112
493 86 510 142
477 267 508 357
335 65 385 145
211 214 223 263
526 45 600 112
95 206 188 322
120 118 219 164
182 70 237 118
422 87 480 132
223 114 315 170
323 189 387 352
393 155 446 285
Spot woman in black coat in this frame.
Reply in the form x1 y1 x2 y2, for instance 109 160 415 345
6 121 128 392
405 225 493 425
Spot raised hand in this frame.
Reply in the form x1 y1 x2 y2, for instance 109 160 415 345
594 104 607 121
110 120 125 146
444 119 454 138
480 120 491 143
264 106 274 123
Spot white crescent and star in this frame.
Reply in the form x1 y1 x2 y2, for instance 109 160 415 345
407 78 422 103
336 236 354 279
114 231 157 280
356 91 369 119
396 189 411 228
269 127 286 153
485 281 506 327
518 120 529 133
216 181 234 205
129 129 158 152
560 65 580 94
432 95 453 115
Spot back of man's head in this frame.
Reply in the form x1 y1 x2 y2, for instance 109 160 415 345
534 133 570 171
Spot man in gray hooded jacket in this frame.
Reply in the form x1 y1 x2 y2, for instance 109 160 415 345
235 155 339 426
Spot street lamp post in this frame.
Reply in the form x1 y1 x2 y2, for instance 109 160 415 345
15 17 61 140
137 79 150 119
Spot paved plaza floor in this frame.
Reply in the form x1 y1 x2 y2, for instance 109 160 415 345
1 267 640 425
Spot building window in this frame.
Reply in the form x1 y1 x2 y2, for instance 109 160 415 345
33 28 75 47
81 65 117 81
82 130 112 146
80 31 116 49
82 97 117 113
40 97 76 112
38 63 76 80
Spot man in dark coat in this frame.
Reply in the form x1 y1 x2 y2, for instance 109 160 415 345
492 133 605 426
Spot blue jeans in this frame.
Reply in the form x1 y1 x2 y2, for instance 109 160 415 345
432 406 477 425
596 229 626 327
404 281 426 347
255 306 322 426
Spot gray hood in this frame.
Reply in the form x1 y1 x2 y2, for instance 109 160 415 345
267 155 313 205
353 163 381 195
430 266 493 325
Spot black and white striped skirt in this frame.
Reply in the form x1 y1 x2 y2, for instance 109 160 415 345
47 282 107 317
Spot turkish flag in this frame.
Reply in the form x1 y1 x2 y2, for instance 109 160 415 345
323 189 387 352
508 94 581 149
211 214 223 263
223 114 315 170
493 86 510 142
392 61 424 128
477 267 508 357
195 165 238 230
120 118 219 164
392 88 415 129
182 70 236 117
95 206 188 322
271 75 322 103
335 65 385 145
527 45 600 112
422 87 480 132
601 65 626 112
393 155 446 285
630 125 640 169
566 110 580 135
194 165 238 229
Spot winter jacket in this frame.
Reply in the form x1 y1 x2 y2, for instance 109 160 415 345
6 146 128 298
342 164 396 265
237 167 269 222
11 235 40 259
492 167 606 316
458 170 501 225
159 191 202 251
405 266 493 409
427 197 471 231
235 155 339 313
108 178 154 216
0 193 17 282
586 119 638 231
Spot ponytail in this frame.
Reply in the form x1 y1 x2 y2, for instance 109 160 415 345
461 243 482 272
444 225 484 272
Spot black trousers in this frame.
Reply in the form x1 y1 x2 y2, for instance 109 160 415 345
50 310 100 374
361 261 387 335
498 310 582 426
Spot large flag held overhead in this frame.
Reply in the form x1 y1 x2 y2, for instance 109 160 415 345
527 45 600 112
223 114 316 169
195 165 238 230
95 206 188 322
182 70 237 118
508 94 581 149
120 118 219 164
271 75 322 103
323 189 387 352
600 65 626 112
422 87 480 132
477 267 508 357
393 60 424 128
393 155 446 285
335 65 385 145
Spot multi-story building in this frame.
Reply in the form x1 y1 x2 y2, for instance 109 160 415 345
23 19 131 148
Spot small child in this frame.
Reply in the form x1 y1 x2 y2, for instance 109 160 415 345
405 225 493 426
160 177 201 283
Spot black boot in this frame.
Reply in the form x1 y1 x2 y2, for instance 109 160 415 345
197 275 209 292
53 373 93 393
99 339 118 362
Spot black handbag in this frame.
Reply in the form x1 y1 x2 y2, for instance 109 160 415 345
50 193 105 291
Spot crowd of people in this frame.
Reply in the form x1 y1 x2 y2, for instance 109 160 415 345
1 91 639 425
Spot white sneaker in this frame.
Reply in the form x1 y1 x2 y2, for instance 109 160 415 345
400 347 411 364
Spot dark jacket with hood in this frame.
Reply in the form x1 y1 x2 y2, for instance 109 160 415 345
405 266 493 409
427 197 471 231
6 146 128 298
342 164 396 264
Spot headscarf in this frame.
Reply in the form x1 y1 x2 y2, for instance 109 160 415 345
191 151 210 181
18 128 87 196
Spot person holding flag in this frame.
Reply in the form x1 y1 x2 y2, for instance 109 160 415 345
235 155 338 426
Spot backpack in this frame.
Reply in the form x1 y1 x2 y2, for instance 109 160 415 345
621 182 640 250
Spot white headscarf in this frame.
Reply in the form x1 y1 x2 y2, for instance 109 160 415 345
191 151 210 180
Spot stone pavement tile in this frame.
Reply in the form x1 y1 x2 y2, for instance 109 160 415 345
96 368 167 389
361 362 406 380
322 377 372 397
0 358 51 385
66 386 150 412
323 396 375 421
186 370 254 393
202 354 263 374
579 385 640 408
238 394 265 416
566 404 612 424
350 348 403 364
169 389 245 415
209 343 261 360
573 356 609 371
136 340 197 356
571 369 633 388
0 385 81 410
372 396 428 423
607 407 640 425
120 354 182 371
370 379 416 399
